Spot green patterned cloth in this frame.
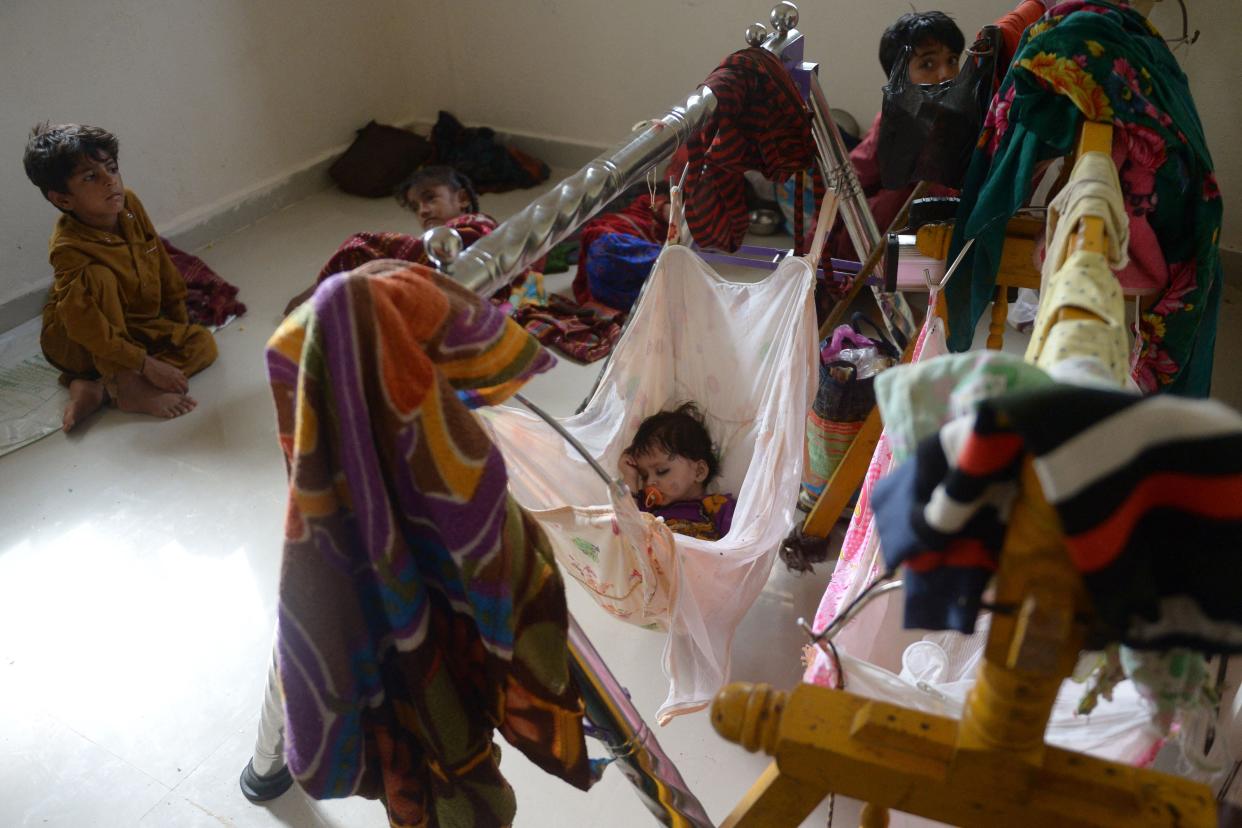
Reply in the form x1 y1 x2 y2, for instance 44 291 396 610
946 1 1222 396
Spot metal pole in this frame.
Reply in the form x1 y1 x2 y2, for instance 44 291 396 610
568 616 715 827
452 87 718 297
450 9 808 298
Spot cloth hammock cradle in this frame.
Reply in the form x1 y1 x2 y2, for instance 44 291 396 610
482 240 818 723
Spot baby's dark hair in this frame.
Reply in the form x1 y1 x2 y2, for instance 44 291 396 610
23 122 119 199
628 402 721 485
879 11 965 76
394 165 479 213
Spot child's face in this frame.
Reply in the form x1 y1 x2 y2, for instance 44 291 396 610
908 40 961 85
48 153 125 231
406 183 471 230
632 450 708 504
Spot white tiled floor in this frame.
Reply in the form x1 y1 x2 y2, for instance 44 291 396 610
4 176 1239 827
0 178 841 827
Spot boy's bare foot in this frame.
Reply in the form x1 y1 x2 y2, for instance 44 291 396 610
62 378 107 432
113 371 198 420
141 355 189 393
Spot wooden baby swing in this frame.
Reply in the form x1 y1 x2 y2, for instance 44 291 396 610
707 121 1220 828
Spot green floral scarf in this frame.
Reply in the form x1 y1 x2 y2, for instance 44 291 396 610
946 1 1222 396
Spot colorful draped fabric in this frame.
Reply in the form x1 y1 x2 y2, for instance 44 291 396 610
873 385 1242 653
684 47 815 252
266 260 592 827
945 1 1223 396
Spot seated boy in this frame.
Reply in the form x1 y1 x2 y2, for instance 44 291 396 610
829 2 1046 260
24 123 217 431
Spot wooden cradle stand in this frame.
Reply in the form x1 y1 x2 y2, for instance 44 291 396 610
711 122 1219 827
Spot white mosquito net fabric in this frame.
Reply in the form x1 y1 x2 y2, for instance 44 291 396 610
481 244 817 722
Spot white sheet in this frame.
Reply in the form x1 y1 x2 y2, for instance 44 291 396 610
483 244 817 722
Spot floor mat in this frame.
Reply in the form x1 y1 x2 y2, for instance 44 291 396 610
0 314 237 457
0 318 67 457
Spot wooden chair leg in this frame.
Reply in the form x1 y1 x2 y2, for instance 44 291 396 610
987 285 1007 350
719 761 829 828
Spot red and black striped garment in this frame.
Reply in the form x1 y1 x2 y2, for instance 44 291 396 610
873 386 1242 654
683 47 814 252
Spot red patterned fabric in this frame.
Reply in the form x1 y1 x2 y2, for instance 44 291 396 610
315 214 496 283
513 294 623 364
314 214 544 302
160 238 246 327
683 47 814 252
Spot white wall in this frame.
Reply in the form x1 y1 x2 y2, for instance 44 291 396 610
414 0 1239 251
1 0 436 310
1146 0 1242 252
5 0 1233 316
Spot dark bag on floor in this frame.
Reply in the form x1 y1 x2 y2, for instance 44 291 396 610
877 26 1002 190
430 111 550 193
329 121 431 198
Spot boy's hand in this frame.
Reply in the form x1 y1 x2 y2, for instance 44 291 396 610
620 451 641 493
142 356 189 394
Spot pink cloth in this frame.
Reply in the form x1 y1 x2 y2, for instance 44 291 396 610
803 296 948 688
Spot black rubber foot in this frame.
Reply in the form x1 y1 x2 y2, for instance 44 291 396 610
239 758 294 803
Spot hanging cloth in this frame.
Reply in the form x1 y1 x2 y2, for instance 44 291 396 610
873 385 1242 653
266 260 593 826
944 0 1223 396
682 47 815 251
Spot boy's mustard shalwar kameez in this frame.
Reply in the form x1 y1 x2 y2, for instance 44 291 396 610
40 190 217 382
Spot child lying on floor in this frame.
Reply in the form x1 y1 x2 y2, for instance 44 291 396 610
24 123 218 431
283 165 543 315
620 402 736 542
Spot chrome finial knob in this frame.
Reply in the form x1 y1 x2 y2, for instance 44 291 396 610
422 226 463 274
744 22 768 46
770 1 799 34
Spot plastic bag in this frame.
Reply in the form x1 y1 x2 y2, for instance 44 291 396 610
877 27 1002 190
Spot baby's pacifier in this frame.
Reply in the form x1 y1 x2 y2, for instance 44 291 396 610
642 486 666 508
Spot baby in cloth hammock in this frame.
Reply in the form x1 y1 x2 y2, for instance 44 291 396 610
620 403 736 541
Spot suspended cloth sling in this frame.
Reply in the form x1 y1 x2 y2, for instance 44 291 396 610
481 192 826 723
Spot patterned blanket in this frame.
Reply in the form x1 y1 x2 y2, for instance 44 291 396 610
266 259 592 827
945 1 1222 396
314 215 544 307
161 238 246 327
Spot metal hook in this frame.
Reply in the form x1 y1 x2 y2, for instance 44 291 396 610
1164 0 1200 48
937 236 975 290
798 578 904 650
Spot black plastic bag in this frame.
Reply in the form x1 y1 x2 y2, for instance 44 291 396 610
877 26 1002 190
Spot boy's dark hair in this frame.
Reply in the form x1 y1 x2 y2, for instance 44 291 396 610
878 11 965 76
23 122 119 199
395 165 479 213
628 402 721 485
